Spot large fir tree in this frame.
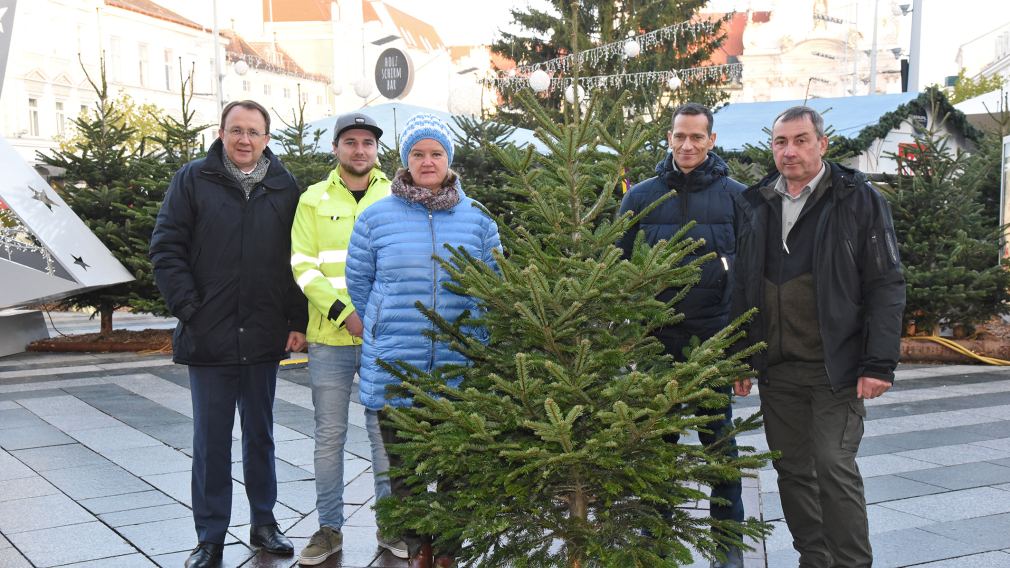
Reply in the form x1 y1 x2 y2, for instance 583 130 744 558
375 91 769 567
492 0 730 126
887 104 1010 334
40 60 163 334
271 92 334 191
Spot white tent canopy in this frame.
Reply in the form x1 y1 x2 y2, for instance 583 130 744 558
955 89 1009 131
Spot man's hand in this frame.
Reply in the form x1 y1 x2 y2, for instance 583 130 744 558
734 378 753 397
857 376 891 399
344 311 364 338
286 331 307 353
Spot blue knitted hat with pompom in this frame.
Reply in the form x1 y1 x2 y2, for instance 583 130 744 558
399 113 454 168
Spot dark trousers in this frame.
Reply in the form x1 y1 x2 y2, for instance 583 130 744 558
189 362 279 544
761 371 871 568
656 329 745 527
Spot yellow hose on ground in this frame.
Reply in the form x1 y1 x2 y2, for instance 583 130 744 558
906 336 1010 366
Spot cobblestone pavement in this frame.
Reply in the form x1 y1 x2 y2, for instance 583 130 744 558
2 351 1010 567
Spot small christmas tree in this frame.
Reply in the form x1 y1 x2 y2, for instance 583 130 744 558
887 102 1010 334
375 91 769 567
127 66 211 317
271 88 334 190
40 58 164 334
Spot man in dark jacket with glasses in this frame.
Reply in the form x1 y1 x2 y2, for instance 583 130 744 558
151 100 308 568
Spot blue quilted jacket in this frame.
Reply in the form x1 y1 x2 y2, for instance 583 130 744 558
346 186 501 410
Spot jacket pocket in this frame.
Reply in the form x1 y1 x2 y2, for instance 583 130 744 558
870 232 885 273
371 297 384 337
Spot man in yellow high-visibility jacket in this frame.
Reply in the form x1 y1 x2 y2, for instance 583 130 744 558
290 113 406 565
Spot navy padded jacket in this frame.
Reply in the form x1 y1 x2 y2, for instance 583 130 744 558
618 151 745 337
346 187 501 410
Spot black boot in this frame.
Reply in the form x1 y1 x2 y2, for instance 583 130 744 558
250 523 294 555
184 543 223 568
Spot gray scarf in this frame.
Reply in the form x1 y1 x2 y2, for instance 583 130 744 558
391 169 460 211
223 153 270 199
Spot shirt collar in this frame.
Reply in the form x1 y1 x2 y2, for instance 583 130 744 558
774 162 826 201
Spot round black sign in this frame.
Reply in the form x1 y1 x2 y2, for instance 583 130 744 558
374 48 414 99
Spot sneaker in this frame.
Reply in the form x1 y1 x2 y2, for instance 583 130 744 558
298 526 342 566
376 529 409 559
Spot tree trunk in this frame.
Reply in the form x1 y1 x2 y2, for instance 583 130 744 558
100 304 114 335
569 489 588 568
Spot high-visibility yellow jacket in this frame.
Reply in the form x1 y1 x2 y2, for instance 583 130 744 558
291 166 390 346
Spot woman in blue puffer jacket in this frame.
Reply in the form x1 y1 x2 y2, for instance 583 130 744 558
345 113 500 566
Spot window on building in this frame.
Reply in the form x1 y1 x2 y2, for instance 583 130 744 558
164 49 174 90
317 95 322 104
55 102 66 136
263 84 272 96
28 98 40 137
138 44 149 86
242 80 251 92
283 87 291 98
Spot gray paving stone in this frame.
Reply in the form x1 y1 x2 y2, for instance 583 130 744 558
227 490 299 528
0 492 95 533
0 476 59 502
870 527 990 567
0 401 18 410
98 502 192 527
0 408 48 430
0 549 32 568
11 443 108 471
230 458 314 484
895 443 1010 466
867 503 933 533
899 462 1010 490
761 520 793 553
855 453 938 478
103 444 191 476
761 491 783 521
920 512 1010 550
78 490 177 515
141 471 191 506
914 551 1010 567
0 451 34 481
60 553 158 567
68 425 163 453
276 479 318 514
864 474 948 504
273 437 315 467
0 423 74 451
6 521 136 567
41 463 152 500
0 532 10 549
118 516 237 556
879 487 1010 522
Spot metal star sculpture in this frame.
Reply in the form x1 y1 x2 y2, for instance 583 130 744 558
72 255 90 270
30 186 58 211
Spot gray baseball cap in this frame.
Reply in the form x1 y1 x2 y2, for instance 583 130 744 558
333 112 383 142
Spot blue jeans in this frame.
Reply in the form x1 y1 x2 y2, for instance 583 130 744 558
308 343 391 530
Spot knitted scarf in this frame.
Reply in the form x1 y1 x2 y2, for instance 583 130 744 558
391 169 460 211
223 154 270 199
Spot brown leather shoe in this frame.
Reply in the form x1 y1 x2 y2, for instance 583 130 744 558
408 543 433 568
434 556 456 567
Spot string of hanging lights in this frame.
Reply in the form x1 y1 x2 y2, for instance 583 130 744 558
489 63 743 96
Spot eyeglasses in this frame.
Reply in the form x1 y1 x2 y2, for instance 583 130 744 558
225 128 265 140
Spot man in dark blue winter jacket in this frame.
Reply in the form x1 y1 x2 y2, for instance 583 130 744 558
618 102 746 568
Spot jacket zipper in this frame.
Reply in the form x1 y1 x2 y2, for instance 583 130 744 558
428 210 437 373
870 233 885 272
845 239 857 266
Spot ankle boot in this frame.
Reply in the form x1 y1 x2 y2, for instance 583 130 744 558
408 543 433 568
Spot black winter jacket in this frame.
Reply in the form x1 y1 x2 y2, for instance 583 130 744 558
730 161 906 389
618 152 746 337
150 140 308 366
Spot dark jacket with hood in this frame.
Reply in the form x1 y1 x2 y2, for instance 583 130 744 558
150 139 308 366
730 161 905 390
618 151 746 338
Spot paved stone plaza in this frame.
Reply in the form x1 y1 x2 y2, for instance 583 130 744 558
3 350 1010 567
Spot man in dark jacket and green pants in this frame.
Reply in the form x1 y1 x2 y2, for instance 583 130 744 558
150 100 308 568
731 106 905 567
618 102 746 568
